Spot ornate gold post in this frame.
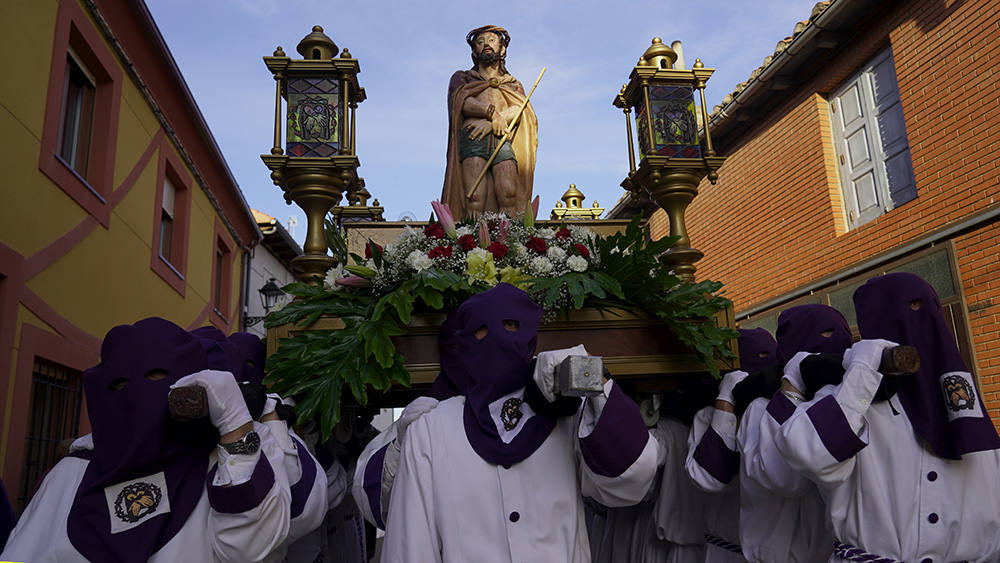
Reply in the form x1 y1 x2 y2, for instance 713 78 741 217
261 26 365 284
613 38 725 282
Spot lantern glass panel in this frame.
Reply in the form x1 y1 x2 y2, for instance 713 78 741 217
648 84 701 158
635 99 651 159
286 77 341 157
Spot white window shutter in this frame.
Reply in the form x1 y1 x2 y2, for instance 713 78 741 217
832 75 883 227
162 176 176 218
871 48 917 208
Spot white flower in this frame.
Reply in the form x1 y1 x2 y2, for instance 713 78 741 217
610 246 621 254
536 228 556 240
365 259 377 270
567 255 588 272
406 249 433 272
530 256 553 274
400 226 424 242
324 265 345 291
510 242 527 257
546 246 567 262
456 225 473 237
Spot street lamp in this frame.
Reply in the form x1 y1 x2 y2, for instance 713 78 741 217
246 278 286 327
614 38 725 281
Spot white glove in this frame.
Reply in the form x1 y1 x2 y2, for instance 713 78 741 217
396 396 438 445
843 339 898 372
262 393 287 419
782 352 816 394
533 344 589 402
171 369 252 435
716 370 750 404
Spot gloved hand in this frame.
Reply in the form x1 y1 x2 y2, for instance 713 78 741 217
171 370 252 435
533 344 589 402
843 339 898 372
262 393 282 419
716 370 750 405
396 396 439 445
782 351 816 394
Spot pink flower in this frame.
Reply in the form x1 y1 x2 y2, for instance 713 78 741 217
531 195 540 219
478 221 492 248
335 275 371 288
498 218 511 242
573 244 590 259
431 200 456 238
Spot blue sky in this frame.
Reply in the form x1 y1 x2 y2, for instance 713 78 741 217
146 0 821 242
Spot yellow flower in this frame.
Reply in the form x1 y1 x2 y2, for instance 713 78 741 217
465 248 499 286
499 265 531 289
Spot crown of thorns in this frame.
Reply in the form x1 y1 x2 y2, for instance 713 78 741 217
467 25 510 48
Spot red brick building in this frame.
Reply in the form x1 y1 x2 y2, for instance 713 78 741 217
637 0 1000 422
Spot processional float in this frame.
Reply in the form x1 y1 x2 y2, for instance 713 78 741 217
260 27 736 430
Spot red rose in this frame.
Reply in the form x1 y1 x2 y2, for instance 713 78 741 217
459 234 477 251
573 244 590 259
487 242 508 260
428 245 453 260
526 237 548 254
555 228 571 240
364 241 383 259
424 223 445 239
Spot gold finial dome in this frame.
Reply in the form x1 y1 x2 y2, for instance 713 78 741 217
561 184 585 208
641 37 677 69
297 25 338 60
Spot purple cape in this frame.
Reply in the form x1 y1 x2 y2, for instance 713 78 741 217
855 272 1000 459
68 317 216 563
456 284 555 466
775 304 853 366
737 327 778 374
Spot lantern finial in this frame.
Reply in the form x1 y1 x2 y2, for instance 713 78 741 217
642 37 678 70
297 25 338 60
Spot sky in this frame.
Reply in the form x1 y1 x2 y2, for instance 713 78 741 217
146 0 822 243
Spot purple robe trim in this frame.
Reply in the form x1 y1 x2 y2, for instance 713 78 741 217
363 441 391 529
806 395 868 462
289 437 317 518
766 390 796 424
692 425 739 484
207 454 275 514
579 383 650 478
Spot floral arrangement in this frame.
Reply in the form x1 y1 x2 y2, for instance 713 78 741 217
266 199 736 438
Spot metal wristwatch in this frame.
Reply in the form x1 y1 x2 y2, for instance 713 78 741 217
221 429 261 455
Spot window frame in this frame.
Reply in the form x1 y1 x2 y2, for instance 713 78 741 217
210 220 236 330
828 45 916 230
150 142 191 296
38 0 122 227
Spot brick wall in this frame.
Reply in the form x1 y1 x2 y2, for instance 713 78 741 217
649 0 1000 422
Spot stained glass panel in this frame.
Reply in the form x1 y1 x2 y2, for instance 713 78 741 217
286 76 341 155
648 85 701 158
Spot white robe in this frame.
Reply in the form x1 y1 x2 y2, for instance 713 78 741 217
777 362 1000 562
737 395 832 562
685 406 747 563
381 381 658 563
2 422 291 562
654 417 706 563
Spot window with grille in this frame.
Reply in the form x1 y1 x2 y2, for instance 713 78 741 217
829 45 916 230
19 358 83 508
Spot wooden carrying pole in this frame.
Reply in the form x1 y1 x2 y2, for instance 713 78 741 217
466 67 546 200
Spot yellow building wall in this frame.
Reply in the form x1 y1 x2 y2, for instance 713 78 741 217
0 0 250 504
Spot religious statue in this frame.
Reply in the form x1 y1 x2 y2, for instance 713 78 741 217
441 25 538 219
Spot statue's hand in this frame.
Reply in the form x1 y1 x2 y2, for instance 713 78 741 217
491 113 508 137
466 119 492 141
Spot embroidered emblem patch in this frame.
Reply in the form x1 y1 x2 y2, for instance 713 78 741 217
104 471 171 534
501 397 524 431
938 371 983 421
942 374 975 412
114 482 162 523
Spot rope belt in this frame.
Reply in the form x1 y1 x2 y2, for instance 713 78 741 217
832 540 903 563
704 533 742 554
